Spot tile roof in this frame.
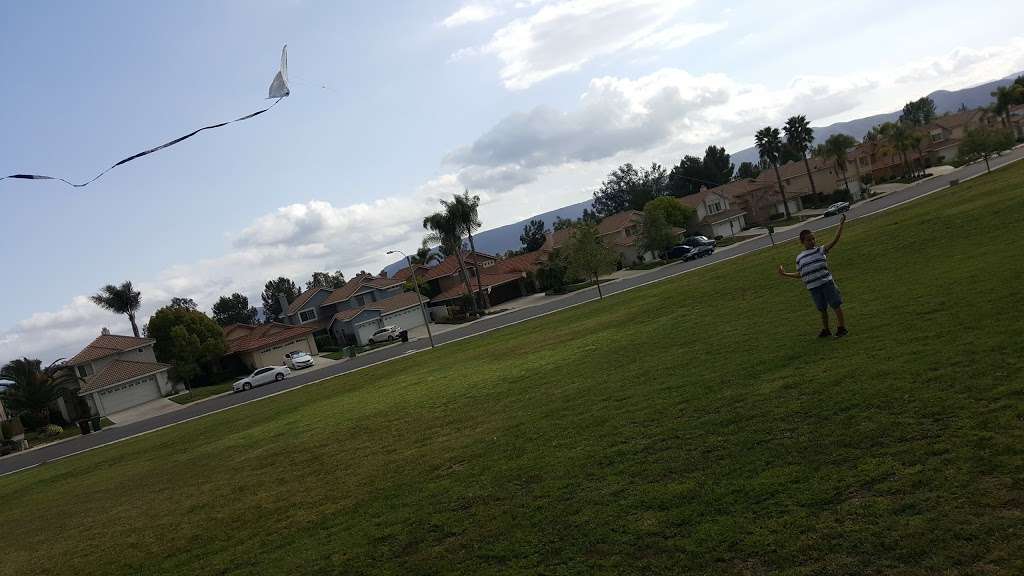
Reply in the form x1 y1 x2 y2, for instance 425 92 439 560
419 251 499 282
431 271 525 303
760 156 831 182
328 291 425 327
677 189 712 208
321 274 402 307
932 109 983 130
701 208 746 225
223 322 317 355
78 359 170 394
490 251 544 274
287 287 331 315
66 334 156 366
391 264 431 283
541 211 642 251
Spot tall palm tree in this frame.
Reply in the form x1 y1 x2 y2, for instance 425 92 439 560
991 85 1018 127
443 190 489 309
784 115 819 197
822 134 857 193
1 358 79 427
878 122 916 178
423 211 480 318
90 281 142 337
754 126 792 219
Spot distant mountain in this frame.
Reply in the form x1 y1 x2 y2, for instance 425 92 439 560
729 73 1023 166
381 198 594 276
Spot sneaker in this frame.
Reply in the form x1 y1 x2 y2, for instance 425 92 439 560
818 329 832 338
834 327 848 338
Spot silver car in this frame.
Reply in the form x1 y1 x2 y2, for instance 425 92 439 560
368 325 401 344
284 350 315 370
232 366 290 392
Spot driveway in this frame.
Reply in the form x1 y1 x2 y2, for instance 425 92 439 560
106 398 184 425
3 147 1023 477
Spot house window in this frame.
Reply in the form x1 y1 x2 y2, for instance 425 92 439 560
77 364 94 378
299 309 317 323
708 202 722 215
930 130 944 143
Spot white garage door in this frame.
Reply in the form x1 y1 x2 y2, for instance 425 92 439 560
383 307 425 331
98 377 161 414
355 319 383 345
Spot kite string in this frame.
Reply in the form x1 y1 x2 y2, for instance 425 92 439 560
2 97 284 188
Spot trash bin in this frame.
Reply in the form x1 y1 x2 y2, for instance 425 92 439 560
346 346 357 359
400 330 409 343
90 416 103 432
78 420 92 435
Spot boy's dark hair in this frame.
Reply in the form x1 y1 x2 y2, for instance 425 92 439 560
799 229 812 241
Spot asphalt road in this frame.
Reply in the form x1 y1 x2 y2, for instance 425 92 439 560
3 149 1022 477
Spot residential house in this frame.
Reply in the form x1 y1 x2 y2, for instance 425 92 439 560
278 272 430 346
540 210 680 265
923 109 989 165
223 322 319 370
677 189 747 237
415 251 529 310
66 332 177 418
1010 104 1024 140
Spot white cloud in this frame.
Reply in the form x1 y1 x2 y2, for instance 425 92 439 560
442 3 500 28
895 37 1024 87
462 0 723 89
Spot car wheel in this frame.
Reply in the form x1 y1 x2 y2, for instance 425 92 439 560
275 373 285 382
243 382 251 391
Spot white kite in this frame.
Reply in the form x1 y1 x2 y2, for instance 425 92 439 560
3 45 291 188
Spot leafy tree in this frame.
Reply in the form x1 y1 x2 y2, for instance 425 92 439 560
552 216 575 231
784 115 819 196
638 210 675 259
261 277 300 320
991 84 1024 126
821 133 858 192
90 281 142 337
735 161 761 180
424 209 479 318
592 162 669 216
959 126 1016 173
644 196 694 228
667 155 706 196
306 271 346 290
168 297 198 311
581 208 600 224
562 223 618 299
0 358 78 427
878 121 919 178
211 293 259 326
520 219 547 252
444 190 488 308
701 145 734 186
755 126 792 219
537 252 568 293
147 306 227 385
899 97 937 127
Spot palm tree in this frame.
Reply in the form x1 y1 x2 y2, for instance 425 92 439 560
878 122 916 179
822 134 857 193
1 358 79 427
443 190 489 309
423 211 480 318
784 115 819 197
90 281 142 337
754 126 792 219
991 85 1018 127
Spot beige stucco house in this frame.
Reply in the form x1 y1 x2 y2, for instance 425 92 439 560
223 323 319 370
67 333 177 418
677 190 747 237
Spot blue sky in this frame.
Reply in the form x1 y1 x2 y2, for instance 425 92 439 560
2 0 1022 362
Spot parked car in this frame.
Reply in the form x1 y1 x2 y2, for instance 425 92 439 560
682 235 716 248
368 325 401 345
667 244 714 261
232 366 290 392
824 202 850 217
284 350 315 370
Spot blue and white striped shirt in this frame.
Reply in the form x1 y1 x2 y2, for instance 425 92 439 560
796 246 833 289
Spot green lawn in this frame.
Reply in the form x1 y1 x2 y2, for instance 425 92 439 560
168 382 234 405
2 164 1023 574
321 350 347 360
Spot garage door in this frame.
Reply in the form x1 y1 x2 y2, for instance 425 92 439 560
98 377 161 414
355 319 383 345
383 307 424 331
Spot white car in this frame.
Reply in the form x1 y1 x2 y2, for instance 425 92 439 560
232 366 290 392
284 350 315 370
368 325 401 344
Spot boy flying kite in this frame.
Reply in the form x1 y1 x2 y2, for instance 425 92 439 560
778 215 848 338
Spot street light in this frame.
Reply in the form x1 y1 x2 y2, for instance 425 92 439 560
387 249 435 348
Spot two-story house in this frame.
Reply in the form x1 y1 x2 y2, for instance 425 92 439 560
925 109 988 165
393 251 529 310
279 272 429 346
66 331 177 418
677 189 747 238
540 210 681 266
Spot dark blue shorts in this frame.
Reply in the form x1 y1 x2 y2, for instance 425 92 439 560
809 281 843 311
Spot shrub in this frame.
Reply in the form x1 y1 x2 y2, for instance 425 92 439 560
315 334 338 352
44 424 64 437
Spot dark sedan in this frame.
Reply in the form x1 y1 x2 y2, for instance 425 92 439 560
668 244 714 261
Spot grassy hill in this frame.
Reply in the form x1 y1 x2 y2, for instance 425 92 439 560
2 163 1023 574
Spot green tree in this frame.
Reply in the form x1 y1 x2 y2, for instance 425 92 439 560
821 133 858 193
90 281 142 337
552 215 575 231
899 97 937 127
735 161 761 180
423 209 479 318
784 115 819 197
592 162 669 216
991 84 1023 126
755 126 792 219
261 277 300 321
0 358 77 427
638 210 674 259
563 223 618 299
211 293 259 326
168 297 198 311
520 219 547 252
147 306 227 385
444 190 488 309
168 326 201 391
667 155 704 196
878 122 918 178
701 145 734 186
644 196 694 228
959 126 1016 173
306 271 346 290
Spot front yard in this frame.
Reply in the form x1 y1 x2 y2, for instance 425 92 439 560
169 382 234 405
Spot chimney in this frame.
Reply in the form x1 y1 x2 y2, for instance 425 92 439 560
277 293 290 323
101 327 110 335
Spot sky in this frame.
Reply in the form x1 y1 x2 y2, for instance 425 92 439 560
2 0 1022 363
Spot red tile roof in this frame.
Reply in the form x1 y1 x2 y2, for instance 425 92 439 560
223 322 317 355
78 359 170 394
490 251 544 274
541 211 643 252
66 334 155 366
419 251 499 282
431 272 525 303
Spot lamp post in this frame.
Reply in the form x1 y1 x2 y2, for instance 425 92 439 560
387 249 435 348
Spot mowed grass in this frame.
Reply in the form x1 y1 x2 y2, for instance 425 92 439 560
3 165 1024 575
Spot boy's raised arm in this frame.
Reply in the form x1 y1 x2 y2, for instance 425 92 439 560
824 214 846 253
